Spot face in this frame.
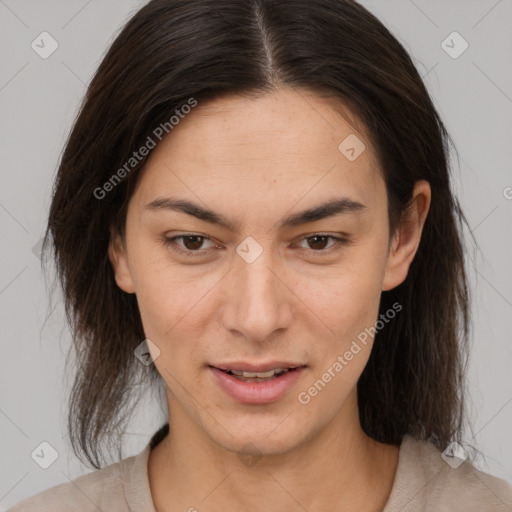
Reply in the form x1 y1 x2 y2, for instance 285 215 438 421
110 87 429 456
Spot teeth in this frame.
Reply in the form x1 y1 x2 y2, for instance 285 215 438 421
230 368 289 378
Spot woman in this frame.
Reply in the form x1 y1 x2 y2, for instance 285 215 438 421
10 0 512 510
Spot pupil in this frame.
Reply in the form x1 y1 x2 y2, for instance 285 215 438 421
309 235 328 250
184 236 203 250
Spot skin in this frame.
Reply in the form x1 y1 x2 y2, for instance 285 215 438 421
109 87 431 512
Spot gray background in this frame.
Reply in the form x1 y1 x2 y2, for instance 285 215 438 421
1 0 511 508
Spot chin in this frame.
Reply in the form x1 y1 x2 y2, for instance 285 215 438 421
206 411 316 458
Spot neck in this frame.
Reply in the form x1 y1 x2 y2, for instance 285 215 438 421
148 391 399 512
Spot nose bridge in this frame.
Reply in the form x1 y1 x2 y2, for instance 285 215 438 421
221 242 292 341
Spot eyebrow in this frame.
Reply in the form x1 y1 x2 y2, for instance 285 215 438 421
144 196 367 231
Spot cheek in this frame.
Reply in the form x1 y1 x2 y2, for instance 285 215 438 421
128 248 221 378
300 249 387 340
295 267 383 416
302 277 380 399
135 279 205 386
128 239 208 333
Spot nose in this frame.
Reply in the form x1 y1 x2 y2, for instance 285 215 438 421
219 248 294 343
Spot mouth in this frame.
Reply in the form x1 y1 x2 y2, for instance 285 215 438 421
212 366 303 383
209 364 307 404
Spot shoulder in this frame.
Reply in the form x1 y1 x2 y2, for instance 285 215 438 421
7 450 139 512
385 435 512 512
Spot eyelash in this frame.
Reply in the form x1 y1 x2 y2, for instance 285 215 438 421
161 233 351 258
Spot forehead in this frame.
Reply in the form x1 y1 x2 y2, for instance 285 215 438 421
133 87 384 215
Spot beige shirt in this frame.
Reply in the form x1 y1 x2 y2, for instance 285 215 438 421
9 428 512 511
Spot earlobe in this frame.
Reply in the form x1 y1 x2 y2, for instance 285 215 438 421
108 233 136 294
382 180 431 291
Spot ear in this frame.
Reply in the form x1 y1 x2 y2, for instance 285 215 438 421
382 180 431 291
108 231 136 294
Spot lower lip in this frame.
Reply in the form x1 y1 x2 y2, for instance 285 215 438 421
209 366 306 404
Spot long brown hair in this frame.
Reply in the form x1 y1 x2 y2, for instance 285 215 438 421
43 0 472 469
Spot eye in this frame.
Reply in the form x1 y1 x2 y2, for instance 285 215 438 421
161 233 351 259
162 234 216 257
297 234 350 255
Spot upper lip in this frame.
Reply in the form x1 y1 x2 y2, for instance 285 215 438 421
211 361 306 372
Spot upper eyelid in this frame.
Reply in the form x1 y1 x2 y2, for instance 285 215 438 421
171 234 216 245
165 231 349 239
166 232 346 241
